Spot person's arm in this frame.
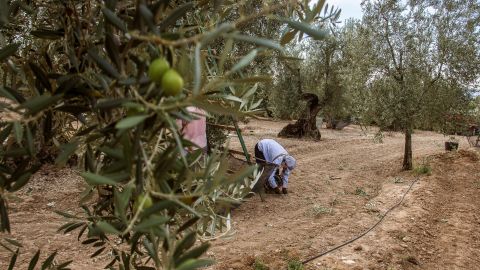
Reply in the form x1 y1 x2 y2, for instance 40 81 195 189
281 168 292 188
266 159 281 188
267 167 279 188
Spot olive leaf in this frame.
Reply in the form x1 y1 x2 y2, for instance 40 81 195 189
31 29 64 40
81 172 118 186
0 43 20 62
102 8 127 32
280 18 329 40
159 2 195 31
116 115 149 129
29 62 53 93
225 33 283 52
230 49 258 73
27 250 40 270
88 48 121 79
21 94 62 115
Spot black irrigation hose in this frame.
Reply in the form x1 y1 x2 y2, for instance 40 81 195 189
301 177 420 265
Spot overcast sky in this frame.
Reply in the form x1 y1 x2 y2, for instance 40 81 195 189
326 0 363 22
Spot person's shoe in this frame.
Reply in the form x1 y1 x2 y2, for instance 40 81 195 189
274 187 282 194
282 188 288 194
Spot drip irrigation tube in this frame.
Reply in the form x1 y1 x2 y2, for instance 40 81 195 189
301 177 420 266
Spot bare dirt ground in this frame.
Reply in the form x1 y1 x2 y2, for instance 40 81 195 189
210 120 480 270
1 119 480 270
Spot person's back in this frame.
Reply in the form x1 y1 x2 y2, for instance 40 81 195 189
257 139 287 165
254 139 296 195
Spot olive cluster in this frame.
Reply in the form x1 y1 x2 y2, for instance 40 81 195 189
148 58 184 96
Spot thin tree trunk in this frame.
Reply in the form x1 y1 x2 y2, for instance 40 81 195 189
402 128 413 170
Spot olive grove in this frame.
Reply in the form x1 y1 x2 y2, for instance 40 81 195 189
360 0 480 170
0 0 331 269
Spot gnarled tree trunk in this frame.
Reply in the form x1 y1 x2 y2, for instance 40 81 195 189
278 93 322 141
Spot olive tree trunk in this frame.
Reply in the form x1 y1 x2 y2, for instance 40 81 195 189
278 93 322 141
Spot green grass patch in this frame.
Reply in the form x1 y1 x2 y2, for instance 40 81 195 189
355 187 368 196
253 258 269 270
287 259 304 270
413 163 431 175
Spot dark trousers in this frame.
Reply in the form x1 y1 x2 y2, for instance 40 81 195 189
254 143 266 165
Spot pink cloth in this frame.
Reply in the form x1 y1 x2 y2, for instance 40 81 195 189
176 106 207 150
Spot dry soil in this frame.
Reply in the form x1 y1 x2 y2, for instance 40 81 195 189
1 120 479 270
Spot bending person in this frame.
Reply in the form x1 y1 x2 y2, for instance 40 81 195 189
254 139 296 194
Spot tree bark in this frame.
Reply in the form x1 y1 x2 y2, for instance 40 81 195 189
402 128 413 170
278 93 322 140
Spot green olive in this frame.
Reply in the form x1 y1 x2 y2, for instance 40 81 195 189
148 58 170 84
161 69 184 96
133 193 153 213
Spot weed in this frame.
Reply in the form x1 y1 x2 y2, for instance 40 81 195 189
307 205 333 217
373 131 384 143
253 258 269 270
355 187 368 196
394 177 404 183
280 250 304 270
329 197 340 206
287 259 304 270
414 157 432 175
365 202 379 212
393 230 407 240
403 255 419 265
474 180 480 189
413 163 431 175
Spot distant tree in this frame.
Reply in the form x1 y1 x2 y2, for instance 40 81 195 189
270 48 304 119
361 0 480 170
276 2 343 139
302 32 351 128
336 19 375 125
